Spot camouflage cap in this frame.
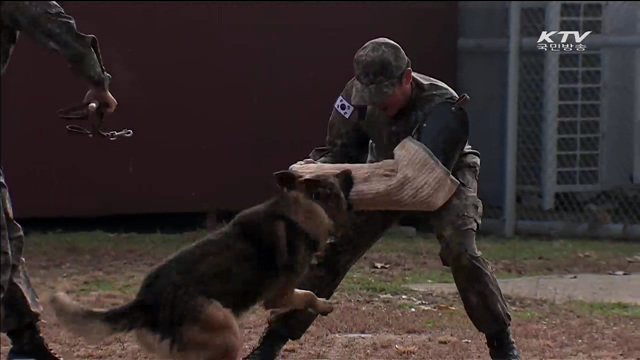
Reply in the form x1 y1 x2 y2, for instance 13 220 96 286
351 37 410 106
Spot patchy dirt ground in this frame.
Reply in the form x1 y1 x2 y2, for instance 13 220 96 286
1 230 639 360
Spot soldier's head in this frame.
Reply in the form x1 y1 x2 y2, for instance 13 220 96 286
351 37 413 117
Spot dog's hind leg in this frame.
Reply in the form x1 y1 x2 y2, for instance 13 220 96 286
175 299 242 360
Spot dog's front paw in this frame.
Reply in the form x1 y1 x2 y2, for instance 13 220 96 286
316 298 334 316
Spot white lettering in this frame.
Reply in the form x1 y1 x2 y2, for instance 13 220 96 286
537 31 557 43
572 31 592 43
538 31 592 44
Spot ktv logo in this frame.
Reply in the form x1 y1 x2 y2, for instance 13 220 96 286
537 31 592 52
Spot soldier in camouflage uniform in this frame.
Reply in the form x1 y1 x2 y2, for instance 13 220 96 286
1 2 117 359
246 38 521 360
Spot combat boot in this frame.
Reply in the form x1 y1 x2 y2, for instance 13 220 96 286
243 327 290 360
6 321 62 360
486 327 521 360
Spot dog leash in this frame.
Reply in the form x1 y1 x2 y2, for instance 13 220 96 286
57 101 133 140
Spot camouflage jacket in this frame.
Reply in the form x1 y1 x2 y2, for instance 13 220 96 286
309 72 480 164
0 1 111 89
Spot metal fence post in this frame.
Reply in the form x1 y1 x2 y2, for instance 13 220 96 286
504 1 521 237
634 7 640 185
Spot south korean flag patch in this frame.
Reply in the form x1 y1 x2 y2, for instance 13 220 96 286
334 96 354 119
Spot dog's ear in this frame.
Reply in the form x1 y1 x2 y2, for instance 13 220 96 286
274 170 298 191
334 169 354 199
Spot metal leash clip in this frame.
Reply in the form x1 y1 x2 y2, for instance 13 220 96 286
104 129 134 140
57 101 133 140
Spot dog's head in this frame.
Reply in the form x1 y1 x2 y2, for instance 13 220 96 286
273 169 354 230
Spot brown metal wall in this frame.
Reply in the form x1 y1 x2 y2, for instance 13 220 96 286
1 1 458 219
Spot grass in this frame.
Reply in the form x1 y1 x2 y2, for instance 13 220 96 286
25 230 206 252
40 231 574 295
25 228 640 263
510 301 640 321
72 274 142 296
339 264 458 294
512 311 540 320
476 237 638 262
372 231 640 262
339 230 640 296
405 268 454 283
23 228 640 304
76 278 118 294
570 301 640 317
423 319 436 328
340 272 412 295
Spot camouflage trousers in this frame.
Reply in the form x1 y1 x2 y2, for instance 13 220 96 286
0 167 43 333
267 153 512 340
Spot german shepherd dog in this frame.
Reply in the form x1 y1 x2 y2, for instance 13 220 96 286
48 169 354 360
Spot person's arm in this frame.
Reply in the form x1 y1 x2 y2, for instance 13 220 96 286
1 1 111 90
309 82 370 164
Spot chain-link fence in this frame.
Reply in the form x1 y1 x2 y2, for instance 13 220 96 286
458 1 640 239
512 1 640 239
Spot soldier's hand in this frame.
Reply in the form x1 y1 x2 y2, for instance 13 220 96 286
84 87 118 113
295 159 317 166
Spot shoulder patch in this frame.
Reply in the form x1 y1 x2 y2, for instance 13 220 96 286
334 96 354 119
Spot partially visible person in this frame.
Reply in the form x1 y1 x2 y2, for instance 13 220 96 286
245 37 521 360
1 2 117 359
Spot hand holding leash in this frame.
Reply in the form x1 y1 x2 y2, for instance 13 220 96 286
84 87 118 113
58 101 133 140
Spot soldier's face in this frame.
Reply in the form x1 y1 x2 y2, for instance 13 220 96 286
372 69 413 118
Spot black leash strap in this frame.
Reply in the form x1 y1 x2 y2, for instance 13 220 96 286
57 101 133 140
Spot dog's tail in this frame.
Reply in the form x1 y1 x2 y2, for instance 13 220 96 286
48 292 145 344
